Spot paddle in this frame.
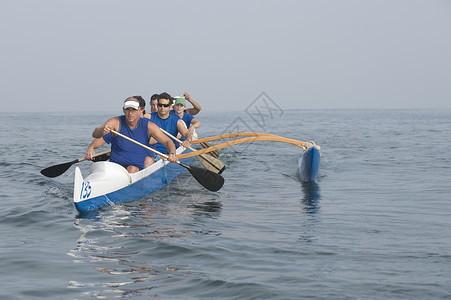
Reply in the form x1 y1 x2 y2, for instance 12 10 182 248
200 141 220 158
40 150 111 178
110 129 224 192
159 128 225 174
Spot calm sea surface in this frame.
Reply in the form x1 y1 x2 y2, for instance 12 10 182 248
0 109 450 299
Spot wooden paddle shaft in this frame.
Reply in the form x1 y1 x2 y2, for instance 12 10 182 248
160 128 219 158
159 128 191 150
159 128 224 173
110 130 169 159
79 149 111 162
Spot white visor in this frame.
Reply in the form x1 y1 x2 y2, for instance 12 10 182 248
123 100 139 110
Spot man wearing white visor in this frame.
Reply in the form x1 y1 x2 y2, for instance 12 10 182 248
86 97 178 173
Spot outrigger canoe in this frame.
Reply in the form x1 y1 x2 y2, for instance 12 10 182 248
73 146 193 214
72 140 319 213
61 131 319 213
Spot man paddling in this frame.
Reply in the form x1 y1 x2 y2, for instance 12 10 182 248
172 96 201 135
86 97 178 173
150 92 193 155
143 93 159 118
171 93 219 159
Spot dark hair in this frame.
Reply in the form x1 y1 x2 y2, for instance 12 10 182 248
150 94 159 102
158 92 173 103
133 95 146 108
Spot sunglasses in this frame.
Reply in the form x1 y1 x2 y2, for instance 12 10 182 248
157 103 171 107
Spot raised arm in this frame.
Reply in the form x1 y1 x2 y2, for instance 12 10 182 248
183 92 202 116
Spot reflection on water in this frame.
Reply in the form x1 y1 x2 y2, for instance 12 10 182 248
298 182 321 243
68 197 223 298
191 200 223 217
300 182 321 215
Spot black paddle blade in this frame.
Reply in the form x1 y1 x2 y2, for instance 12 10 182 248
218 166 225 175
92 153 110 162
180 162 224 192
40 159 79 178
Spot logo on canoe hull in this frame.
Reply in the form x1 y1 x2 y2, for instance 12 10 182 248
80 181 92 200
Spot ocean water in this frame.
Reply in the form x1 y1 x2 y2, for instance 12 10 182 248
0 109 450 299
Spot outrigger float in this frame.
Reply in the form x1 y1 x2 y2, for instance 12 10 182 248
182 132 321 183
41 131 320 213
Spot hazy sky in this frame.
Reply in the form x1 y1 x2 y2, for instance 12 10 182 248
1 0 450 113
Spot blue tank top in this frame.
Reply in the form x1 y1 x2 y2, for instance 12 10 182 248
170 111 194 142
150 112 181 153
103 116 152 169
171 110 194 128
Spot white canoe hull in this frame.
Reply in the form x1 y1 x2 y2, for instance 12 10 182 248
73 147 193 213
